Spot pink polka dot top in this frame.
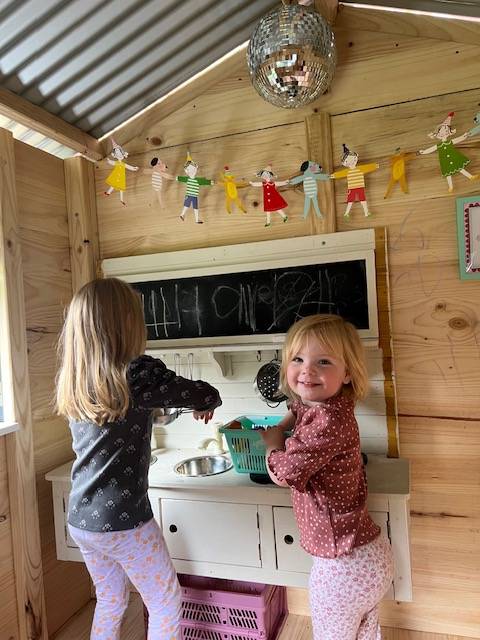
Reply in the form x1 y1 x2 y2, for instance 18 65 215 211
268 396 380 558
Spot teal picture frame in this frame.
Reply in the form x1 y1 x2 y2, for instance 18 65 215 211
456 195 480 280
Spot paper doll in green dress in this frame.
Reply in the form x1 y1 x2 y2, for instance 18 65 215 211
418 112 478 193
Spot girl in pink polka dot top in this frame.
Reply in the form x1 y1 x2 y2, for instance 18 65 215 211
260 314 394 640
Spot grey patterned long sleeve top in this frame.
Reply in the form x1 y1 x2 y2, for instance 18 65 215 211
68 355 221 532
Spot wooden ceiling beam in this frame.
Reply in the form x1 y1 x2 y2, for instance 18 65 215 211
0 87 104 160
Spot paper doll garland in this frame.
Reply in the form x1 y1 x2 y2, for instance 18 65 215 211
289 160 330 218
466 111 480 138
219 166 248 214
104 138 139 206
418 112 478 193
383 148 417 199
249 165 289 227
331 144 378 218
143 157 174 207
176 151 214 224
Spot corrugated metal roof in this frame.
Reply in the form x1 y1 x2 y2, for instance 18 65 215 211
0 0 278 139
0 0 478 145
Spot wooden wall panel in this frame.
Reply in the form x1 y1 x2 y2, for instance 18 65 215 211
0 437 19 640
92 6 480 637
14 141 91 636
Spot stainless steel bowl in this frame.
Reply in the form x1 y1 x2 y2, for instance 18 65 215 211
173 454 232 477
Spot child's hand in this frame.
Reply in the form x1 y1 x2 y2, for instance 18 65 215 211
260 425 286 450
193 409 214 424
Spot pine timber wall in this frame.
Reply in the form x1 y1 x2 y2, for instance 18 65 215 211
14 141 91 637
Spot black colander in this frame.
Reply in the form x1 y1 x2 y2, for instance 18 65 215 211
254 358 287 407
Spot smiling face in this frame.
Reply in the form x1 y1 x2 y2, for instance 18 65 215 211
286 336 350 405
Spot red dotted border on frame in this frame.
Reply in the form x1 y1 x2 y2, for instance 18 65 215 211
464 201 480 273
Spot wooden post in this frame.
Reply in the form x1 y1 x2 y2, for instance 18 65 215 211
314 0 338 24
375 227 399 458
0 128 48 639
64 156 101 290
304 112 336 234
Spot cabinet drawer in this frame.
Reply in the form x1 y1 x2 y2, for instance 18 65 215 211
161 499 261 567
273 508 389 573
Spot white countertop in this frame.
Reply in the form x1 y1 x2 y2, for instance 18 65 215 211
45 448 409 501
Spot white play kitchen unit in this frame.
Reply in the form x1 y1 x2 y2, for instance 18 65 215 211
46 229 412 602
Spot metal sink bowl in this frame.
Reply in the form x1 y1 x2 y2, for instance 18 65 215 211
174 454 232 477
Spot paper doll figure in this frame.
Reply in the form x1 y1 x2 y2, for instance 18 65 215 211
218 166 248 214
384 148 417 199
466 111 480 138
143 157 174 207
289 160 330 219
104 138 139 206
418 112 478 192
250 165 288 227
176 151 214 224
330 144 379 218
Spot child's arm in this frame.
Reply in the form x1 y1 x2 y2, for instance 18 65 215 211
197 177 214 186
249 181 262 187
418 145 437 155
451 132 469 144
358 162 379 175
288 175 304 186
330 168 349 179
128 355 222 416
125 163 139 171
274 180 289 187
261 411 295 487
267 407 345 492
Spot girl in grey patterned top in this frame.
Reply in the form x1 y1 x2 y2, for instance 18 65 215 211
56 277 221 640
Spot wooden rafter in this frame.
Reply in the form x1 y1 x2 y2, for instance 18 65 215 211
0 87 104 160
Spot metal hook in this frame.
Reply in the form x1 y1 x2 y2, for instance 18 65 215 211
274 349 279 360
257 350 262 362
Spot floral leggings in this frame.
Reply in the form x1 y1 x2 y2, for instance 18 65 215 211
309 534 394 640
69 518 181 640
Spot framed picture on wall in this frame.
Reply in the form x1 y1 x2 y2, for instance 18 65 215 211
456 195 480 280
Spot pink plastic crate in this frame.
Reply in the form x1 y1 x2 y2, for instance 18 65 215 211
143 575 287 640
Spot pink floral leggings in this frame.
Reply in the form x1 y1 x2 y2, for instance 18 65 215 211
309 534 394 640
69 518 181 640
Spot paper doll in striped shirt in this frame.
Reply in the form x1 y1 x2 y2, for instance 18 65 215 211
330 144 379 218
176 151 214 224
143 157 174 207
289 161 330 219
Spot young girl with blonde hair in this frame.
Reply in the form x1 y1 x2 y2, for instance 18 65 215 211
261 314 393 640
56 278 221 640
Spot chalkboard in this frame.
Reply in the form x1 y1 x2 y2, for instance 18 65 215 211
133 259 369 341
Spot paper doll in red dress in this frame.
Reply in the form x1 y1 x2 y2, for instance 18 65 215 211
418 112 478 193
249 165 288 227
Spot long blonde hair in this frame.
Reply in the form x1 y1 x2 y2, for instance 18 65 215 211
56 278 147 425
279 314 369 402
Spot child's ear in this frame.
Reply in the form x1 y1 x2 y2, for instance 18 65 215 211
343 371 351 385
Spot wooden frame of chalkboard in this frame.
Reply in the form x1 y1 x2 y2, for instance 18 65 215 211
102 229 379 354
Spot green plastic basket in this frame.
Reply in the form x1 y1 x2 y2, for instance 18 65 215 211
219 415 283 474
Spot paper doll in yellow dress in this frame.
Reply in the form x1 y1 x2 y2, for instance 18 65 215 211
104 138 139 205
218 166 248 214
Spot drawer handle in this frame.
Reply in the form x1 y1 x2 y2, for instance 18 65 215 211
284 534 294 545
169 524 178 533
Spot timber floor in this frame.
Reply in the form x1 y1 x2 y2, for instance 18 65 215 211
51 594 475 640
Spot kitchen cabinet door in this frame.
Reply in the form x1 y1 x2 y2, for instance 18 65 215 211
161 499 261 567
273 507 389 573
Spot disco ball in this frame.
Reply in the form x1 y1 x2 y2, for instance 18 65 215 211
247 2 337 109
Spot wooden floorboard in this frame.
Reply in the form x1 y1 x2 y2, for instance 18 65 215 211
51 595 476 640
